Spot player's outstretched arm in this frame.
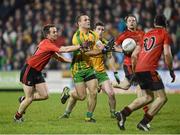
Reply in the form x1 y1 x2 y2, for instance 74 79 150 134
52 53 72 63
163 44 175 82
59 45 81 53
113 45 123 52
85 50 102 56
85 40 105 56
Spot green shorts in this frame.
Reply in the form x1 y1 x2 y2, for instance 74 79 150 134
73 68 96 83
95 71 109 85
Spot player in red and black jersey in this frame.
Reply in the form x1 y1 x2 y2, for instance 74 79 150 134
14 24 82 122
115 15 176 131
113 14 148 113
114 14 144 87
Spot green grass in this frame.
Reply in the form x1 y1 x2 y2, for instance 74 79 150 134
0 92 180 134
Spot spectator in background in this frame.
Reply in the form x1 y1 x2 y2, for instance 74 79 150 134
0 0 179 70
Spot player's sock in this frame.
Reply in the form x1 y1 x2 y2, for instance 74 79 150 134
110 110 116 118
15 112 23 120
139 113 153 125
86 112 93 118
85 112 96 122
121 106 132 117
65 110 71 115
143 105 149 113
62 110 71 117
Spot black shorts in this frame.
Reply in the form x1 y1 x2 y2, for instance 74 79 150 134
20 64 45 86
135 71 164 91
123 65 138 85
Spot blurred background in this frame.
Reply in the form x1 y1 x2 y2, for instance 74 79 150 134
0 0 180 91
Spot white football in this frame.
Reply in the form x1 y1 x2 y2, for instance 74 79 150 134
122 38 136 53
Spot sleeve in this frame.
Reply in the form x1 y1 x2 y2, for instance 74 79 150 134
42 40 60 52
115 34 124 46
164 31 173 45
48 43 60 52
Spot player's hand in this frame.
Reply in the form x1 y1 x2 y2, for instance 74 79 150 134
169 69 175 83
114 72 120 84
105 37 115 51
102 47 109 54
122 49 132 56
129 73 136 84
80 41 92 51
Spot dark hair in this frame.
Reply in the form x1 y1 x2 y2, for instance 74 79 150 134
42 24 56 38
75 13 88 25
94 22 105 29
124 14 137 23
154 14 167 27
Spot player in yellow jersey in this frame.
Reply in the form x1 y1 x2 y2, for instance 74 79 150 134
60 21 119 119
89 22 118 118
60 14 99 122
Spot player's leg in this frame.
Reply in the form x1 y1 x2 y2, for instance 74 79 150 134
60 70 87 118
14 64 35 122
85 78 98 122
61 92 77 118
137 71 166 131
14 84 34 122
115 89 153 130
32 82 49 101
137 89 167 130
113 76 130 90
113 65 132 90
148 89 167 115
96 71 116 117
128 90 154 111
61 84 87 118
101 80 116 118
115 72 154 130
135 85 149 113
84 68 98 122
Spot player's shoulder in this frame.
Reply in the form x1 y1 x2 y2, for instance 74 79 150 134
73 29 80 37
38 39 50 46
116 30 129 40
90 30 99 37
146 28 168 36
120 29 130 35
72 30 81 44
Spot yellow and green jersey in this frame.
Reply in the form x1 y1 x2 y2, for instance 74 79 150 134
71 29 99 75
90 38 109 72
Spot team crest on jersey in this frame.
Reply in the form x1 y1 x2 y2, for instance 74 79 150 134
144 36 156 51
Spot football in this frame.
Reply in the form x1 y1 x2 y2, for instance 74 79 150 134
122 38 136 53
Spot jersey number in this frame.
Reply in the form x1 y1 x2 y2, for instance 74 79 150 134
144 37 156 51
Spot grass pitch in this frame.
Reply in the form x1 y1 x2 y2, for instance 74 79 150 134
0 92 180 134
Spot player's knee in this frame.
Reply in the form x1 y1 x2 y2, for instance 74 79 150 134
89 91 97 99
25 97 33 103
42 94 49 100
107 90 115 97
79 95 86 101
159 96 168 104
145 95 154 103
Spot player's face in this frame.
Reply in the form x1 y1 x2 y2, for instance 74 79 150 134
79 15 90 29
126 16 137 30
95 26 105 38
48 27 58 41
